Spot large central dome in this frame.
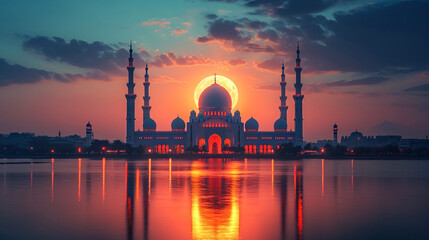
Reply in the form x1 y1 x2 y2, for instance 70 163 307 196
198 83 232 112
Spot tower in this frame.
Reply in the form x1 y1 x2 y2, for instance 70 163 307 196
85 121 93 146
125 41 136 145
142 62 151 122
293 42 304 145
279 60 288 125
333 124 338 144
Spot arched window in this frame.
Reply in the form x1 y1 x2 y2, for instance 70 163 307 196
224 138 231 147
199 138 206 148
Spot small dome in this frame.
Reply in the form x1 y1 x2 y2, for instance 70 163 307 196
171 117 185 131
199 83 232 112
234 110 240 117
245 117 259 131
143 118 157 131
86 121 92 127
274 118 287 131
333 123 338 128
351 130 363 137
190 110 196 116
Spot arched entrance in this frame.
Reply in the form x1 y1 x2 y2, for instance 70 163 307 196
208 134 221 154
199 138 206 148
224 138 231 147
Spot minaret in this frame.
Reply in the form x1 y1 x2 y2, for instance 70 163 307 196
293 42 304 145
279 60 288 124
85 121 93 147
333 124 338 144
125 41 136 145
142 62 151 122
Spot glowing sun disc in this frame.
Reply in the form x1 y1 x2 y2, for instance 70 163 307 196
194 75 238 109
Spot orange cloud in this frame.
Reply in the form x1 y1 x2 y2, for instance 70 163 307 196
142 20 171 28
172 28 188 35
182 22 192 27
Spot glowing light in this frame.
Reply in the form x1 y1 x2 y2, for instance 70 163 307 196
136 169 140 201
194 75 239 109
51 158 54 202
102 158 105 202
78 147 82 153
321 159 324 197
148 158 152 195
169 158 172 193
271 159 274 196
78 158 81 202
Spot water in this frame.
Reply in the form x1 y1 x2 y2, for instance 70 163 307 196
0 158 429 240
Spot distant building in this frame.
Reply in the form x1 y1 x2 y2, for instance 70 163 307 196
333 124 338 145
341 130 374 147
125 42 305 153
341 130 429 149
85 121 93 147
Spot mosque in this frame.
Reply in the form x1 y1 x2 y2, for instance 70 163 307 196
125 43 304 154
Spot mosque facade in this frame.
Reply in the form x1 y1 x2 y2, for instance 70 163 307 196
126 43 304 154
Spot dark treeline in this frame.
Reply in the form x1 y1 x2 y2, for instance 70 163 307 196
1 139 429 158
0 139 132 157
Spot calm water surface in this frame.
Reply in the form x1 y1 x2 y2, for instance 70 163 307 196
1 158 429 240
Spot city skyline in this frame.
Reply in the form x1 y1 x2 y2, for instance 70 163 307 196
1 0 428 142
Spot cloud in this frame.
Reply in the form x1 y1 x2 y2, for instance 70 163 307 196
246 0 349 17
300 76 390 94
404 83 429 92
207 0 349 17
150 51 214 67
152 75 185 84
249 83 278 91
172 28 188 35
182 22 193 27
22 36 148 74
256 29 279 42
205 13 218 19
323 76 390 87
370 120 404 135
142 20 171 28
239 18 267 30
228 58 246 66
0 58 107 87
254 57 284 72
200 1 429 75
195 18 275 53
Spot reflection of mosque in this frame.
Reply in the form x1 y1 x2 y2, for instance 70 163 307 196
125 42 305 153
122 159 304 240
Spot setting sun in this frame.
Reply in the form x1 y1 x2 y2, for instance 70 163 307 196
194 75 239 110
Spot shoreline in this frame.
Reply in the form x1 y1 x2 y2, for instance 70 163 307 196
2 154 429 160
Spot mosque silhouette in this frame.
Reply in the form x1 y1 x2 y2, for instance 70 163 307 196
125 42 304 154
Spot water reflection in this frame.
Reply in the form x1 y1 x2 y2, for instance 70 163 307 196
1 158 429 240
191 159 240 239
51 158 54 202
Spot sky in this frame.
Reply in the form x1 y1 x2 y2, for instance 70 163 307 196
0 0 428 142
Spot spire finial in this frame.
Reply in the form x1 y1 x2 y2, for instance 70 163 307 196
214 73 217 84
296 41 301 68
282 58 285 74
128 41 134 67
